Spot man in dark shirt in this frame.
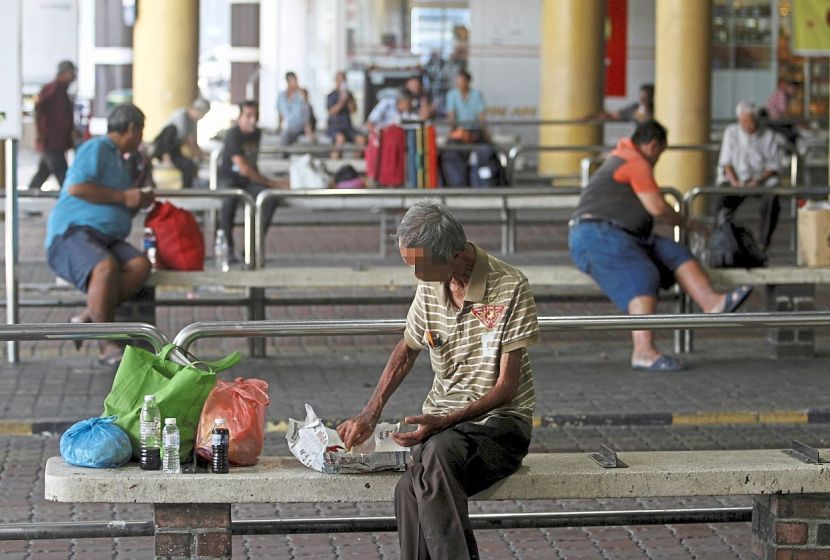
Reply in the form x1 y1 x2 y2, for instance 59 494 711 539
29 60 77 192
219 100 288 261
326 71 366 158
569 120 751 372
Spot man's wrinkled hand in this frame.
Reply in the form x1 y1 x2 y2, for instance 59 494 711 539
336 413 376 450
391 414 448 447
123 188 155 210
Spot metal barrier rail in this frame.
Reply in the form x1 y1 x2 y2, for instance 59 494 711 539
171 312 830 352
0 507 752 540
252 186 684 265
0 322 169 353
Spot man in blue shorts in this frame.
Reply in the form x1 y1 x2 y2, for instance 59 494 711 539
569 120 751 372
46 103 155 365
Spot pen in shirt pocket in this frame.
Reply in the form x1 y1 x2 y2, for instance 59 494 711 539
424 329 443 349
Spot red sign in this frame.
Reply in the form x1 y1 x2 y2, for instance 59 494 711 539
605 0 628 97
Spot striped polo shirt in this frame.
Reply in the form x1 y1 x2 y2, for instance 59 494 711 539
403 244 539 424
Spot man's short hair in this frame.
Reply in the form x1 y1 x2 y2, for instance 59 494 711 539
631 120 667 146
107 103 145 134
735 100 758 119
57 60 76 75
397 88 414 102
285 71 297 81
397 201 467 262
640 83 654 97
191 98 210 114
457 70 472 82
238 100 258 116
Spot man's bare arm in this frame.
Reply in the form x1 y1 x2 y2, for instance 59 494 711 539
230 155 285 189
68 183 154 209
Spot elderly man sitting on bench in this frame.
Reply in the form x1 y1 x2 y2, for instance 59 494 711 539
569 120 752 372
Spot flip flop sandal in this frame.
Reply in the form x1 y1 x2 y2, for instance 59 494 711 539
631 354 686 372
723 285 753 314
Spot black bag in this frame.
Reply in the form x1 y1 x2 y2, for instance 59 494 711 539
708 210 767 268
151 124 180 159
468 145 505 187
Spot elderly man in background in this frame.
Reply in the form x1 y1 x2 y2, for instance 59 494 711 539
717 101 783 252
45 104 155 365
151 98 210 188
338 201 539 559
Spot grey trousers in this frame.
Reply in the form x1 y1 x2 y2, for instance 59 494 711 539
394 416 531 560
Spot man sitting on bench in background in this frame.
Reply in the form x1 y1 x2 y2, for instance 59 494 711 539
45 104 155 366
569 120 752 372
338 201 539 560
218 100 288 263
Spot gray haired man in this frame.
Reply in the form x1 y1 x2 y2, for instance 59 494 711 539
337 201 540 559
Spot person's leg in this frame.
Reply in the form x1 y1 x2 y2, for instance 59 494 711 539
758 194 781 250
394 470 431 560
674 259 726 312
330 131 345 159
171 150 197 188
717 194 744 220
44 150 69 187
27 157 51 191
219 183 240 253
628 295 660 365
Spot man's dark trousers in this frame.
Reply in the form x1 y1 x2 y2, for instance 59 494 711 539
717 192 781 249
28 150 68 190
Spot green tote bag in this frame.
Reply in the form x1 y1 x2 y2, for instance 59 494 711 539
102 344 241 460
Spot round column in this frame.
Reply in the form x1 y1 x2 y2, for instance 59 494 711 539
654 0 711 202
538 0 605 184
133 0 199 137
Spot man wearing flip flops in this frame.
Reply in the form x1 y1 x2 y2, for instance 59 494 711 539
569 120 752 372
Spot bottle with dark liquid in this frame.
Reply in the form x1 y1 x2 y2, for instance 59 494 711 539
211 418 230 474
139 395 161 470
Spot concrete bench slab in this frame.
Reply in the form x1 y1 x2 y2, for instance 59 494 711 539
45 449 830 505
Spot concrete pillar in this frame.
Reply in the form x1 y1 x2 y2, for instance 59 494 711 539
753 494 830 559
155 503 231 560
133 0 199 137
653 0 710 200
538 0 605 183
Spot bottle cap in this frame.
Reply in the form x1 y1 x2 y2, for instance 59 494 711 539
165 418 176 425
144 395 156 402
214 418 227 426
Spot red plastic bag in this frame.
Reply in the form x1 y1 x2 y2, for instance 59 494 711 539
144 201 205 271
196 377 269 466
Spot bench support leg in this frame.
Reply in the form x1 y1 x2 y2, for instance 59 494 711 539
752 494 830 559
154 503 231 560
766 284 815 358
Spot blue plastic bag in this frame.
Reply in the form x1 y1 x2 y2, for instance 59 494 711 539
60 416 132 468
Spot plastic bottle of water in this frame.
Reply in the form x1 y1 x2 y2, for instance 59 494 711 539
139 395 161 471
162 418 181 474
143 227 158 271
214 229 230 272
211 418 230 474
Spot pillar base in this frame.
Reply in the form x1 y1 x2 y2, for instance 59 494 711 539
766 285 816 358
154 503 232 560
753 494 830 559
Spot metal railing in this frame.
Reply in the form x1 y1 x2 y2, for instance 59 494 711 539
0 322 169 353
172 312 830 353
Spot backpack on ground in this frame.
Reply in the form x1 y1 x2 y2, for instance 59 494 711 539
708 210 768 268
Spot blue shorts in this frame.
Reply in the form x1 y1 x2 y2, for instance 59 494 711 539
568 220 694 311
47 226 143 293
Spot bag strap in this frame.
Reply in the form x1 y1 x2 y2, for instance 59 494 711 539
159 344 241 372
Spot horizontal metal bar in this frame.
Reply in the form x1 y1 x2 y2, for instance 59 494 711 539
0 323 169 353
172 312 830 352
0 507 752 540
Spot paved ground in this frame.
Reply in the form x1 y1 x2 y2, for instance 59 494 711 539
1 150 829 558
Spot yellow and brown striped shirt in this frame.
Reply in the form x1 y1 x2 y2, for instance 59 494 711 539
403 244 539 424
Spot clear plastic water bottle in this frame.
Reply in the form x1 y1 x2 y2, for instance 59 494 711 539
162 418 181 474
139 395 161 471
214 229 230 272
143 227 158 271
211 418 230 474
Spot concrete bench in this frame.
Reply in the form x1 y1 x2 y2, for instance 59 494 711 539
45 449 830 559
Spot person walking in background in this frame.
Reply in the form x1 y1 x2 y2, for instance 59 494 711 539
45 104 155 366
326 71 366 158
277 72 313 146
29 60 78 192
151 98 210 188
218 101 288 263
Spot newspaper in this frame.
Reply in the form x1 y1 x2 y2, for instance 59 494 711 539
286 403 410 474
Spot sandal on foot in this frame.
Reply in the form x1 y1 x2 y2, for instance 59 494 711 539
631 355 685 372
723 285 752 314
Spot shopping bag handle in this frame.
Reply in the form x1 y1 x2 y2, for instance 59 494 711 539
158 344 241 373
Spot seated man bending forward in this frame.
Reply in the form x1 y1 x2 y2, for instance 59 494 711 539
569 120 752 372
45 103 155 364
338 201 539 560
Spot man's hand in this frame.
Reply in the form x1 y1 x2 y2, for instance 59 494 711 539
268 178 290 189
391 414 448 447
123 188 155 210
336 412 377 450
